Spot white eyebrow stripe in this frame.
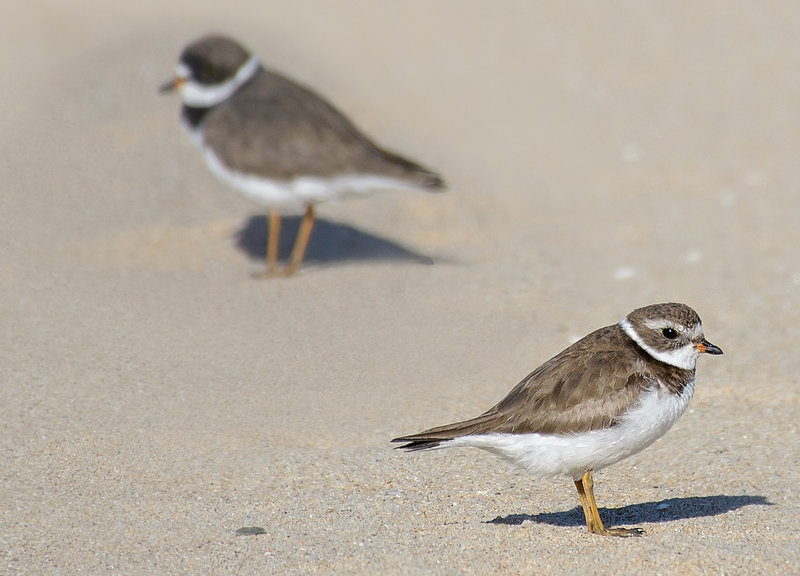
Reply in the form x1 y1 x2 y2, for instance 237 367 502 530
642 319 704 339
643 318 685 331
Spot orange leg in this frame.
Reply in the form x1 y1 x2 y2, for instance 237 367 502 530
285 205 315 275
573 470 644 537
267 210 281 274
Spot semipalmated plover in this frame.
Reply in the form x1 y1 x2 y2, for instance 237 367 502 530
160 34 444 275
393 303 723 537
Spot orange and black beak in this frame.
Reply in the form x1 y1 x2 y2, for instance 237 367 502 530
697 339 723 355
159 76 184 94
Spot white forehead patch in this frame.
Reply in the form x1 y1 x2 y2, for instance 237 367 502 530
175 62 191 79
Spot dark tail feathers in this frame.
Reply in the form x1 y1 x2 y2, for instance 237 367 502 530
391 437 445 451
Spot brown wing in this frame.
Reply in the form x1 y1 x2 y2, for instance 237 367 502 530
203 70 444 187
393 325 651 450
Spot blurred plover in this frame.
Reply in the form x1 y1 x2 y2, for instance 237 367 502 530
161 34 444 275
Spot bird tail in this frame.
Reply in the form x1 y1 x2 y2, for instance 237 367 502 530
372 147 446 190
411 167 446 190
391 412 501 451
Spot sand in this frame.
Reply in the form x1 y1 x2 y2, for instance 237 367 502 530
2 1 799 574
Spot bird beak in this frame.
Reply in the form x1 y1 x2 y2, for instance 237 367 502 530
159 76 184 94
697 339 723 355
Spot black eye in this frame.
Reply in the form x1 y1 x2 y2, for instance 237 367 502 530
662 327 678 339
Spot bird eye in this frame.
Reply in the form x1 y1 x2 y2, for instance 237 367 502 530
661 327 678 339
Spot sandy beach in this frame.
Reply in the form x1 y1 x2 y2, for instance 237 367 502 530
3 1 799 574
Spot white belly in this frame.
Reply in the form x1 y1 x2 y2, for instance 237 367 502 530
202 147 420 213
448 382 695 479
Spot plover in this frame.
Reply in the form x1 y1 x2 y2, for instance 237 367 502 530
393 303 723 536
161 34 444 275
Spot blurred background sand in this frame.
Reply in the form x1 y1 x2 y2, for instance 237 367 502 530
2 1 799 574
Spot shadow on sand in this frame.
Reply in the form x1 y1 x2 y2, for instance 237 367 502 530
487 494 772 528
234 214 434 266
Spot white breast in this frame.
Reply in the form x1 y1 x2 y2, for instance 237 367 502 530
448 381 695 480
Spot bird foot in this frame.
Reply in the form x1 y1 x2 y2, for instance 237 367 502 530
250 266 297 279
590 526 646 538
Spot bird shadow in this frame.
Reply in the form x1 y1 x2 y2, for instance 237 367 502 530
234 214 434 266
486 494 772 528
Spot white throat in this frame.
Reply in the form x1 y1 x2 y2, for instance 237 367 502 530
177 55 260 108
620 317 699 370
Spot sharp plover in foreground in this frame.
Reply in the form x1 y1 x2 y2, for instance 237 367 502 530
161 34 444 275
393 303 723 537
